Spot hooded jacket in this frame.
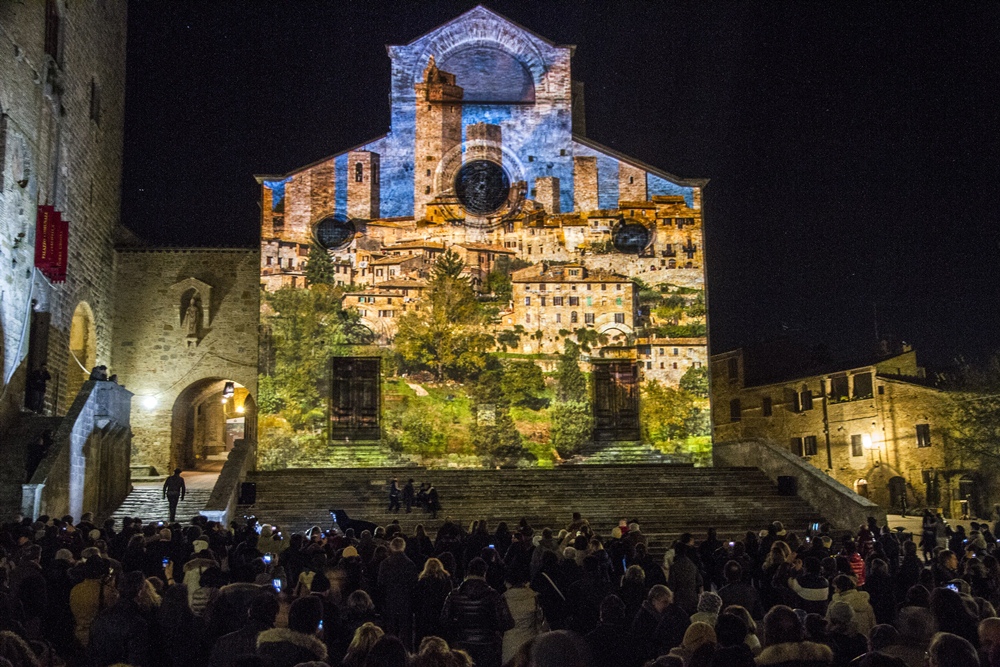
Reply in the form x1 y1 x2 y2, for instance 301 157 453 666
256 627 327 667
827 588 876 637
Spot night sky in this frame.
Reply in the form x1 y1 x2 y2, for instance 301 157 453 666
121 2 1000 370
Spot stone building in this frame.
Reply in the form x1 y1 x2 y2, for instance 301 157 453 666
710 346 977 517
508 263 636 354
111 248 259 474
0 1 127 423
253 7 710 462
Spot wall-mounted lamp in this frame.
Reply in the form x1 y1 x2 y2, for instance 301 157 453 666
141 396 157 410
223 381 235 398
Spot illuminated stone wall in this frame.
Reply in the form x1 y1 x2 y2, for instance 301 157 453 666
255 7 710 467
112 248 259 472
711 348 969 514
0 2 127 423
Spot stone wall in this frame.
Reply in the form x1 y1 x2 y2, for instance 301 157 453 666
23 380 132 521
713 439 885 530
711 349 963 513
0 2 127 427
112 248 259 473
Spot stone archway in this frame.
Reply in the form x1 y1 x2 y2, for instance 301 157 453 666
66 302 96 399
171 377 249 469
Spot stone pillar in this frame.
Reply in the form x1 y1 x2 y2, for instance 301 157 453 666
573 156 598 212
347 151 380 220
534 176 560 214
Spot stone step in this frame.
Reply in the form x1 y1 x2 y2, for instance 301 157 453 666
238 466 823 551
108 487 213 525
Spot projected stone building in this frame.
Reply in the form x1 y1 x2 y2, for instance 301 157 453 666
256 7 710 467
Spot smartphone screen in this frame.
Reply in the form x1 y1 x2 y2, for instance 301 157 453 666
263 554 272 564
162 558 169 567
272 578 282 592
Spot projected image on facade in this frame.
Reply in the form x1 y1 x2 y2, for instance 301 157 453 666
256 7 709 469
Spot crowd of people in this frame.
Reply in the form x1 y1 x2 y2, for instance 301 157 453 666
0 507 995 667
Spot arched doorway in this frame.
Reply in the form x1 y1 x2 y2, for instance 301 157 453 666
171 378 250 469
66 302 96 399
959 474 980 519
855 478 869 498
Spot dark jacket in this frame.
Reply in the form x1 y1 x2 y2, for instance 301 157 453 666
209 621 271 667
668 552 703 615
440 576 515 647
378 550 418 616
565 573 612 634
719 580 765 619
413 575 453 639
255 627 327 667
586 621 630 667
88 599 150 667
628 600 689 666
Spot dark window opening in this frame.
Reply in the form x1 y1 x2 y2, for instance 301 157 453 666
729 398 741 423
44 0 61 61
851 434 863 457
804 435 818 456
614 313 625 324
830 375 849 402
853 372 873 399
727 357 739 383
916 424 931 448
790 437 803 457
800 389 813 411
355 162 364 182
762 396 772 417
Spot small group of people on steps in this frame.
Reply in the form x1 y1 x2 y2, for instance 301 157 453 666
389 478 441 518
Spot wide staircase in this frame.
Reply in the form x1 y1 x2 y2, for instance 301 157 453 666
239 465 822 551
110 487 214 524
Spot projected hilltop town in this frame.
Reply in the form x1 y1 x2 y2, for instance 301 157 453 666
256 7 708 468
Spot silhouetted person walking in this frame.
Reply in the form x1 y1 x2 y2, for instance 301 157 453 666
163 468 186 522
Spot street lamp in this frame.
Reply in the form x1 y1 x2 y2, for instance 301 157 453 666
862 433 881 466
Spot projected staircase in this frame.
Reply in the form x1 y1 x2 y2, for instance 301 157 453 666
238 465 821 549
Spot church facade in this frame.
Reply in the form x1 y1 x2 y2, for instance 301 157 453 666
256 7 711 468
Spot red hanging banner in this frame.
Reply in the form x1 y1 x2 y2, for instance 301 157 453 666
34 205 69 282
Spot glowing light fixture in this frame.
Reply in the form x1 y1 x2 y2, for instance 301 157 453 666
223 381 235 398
236 404 245 414
141 396 157 410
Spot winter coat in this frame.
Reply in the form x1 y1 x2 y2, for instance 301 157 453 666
256 627 327 667
585 621 630 667
378 551 418 617
209 621 271 667
70 577 119 647
501 585 546 664
440 576 514 667
827 589 876 637
787 572 830 616
668 553 704 615
87 599 149 667
755 641 834 667
719 580 765 620
413 575 452 641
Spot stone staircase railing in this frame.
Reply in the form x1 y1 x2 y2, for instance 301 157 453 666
713 438 885 529
22 381 133 521
200 438 256 525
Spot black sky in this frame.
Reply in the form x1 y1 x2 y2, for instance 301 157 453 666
121 1 1000 369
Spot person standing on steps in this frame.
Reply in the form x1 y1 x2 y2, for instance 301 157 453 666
403 479 415 514
163 468 186 522
427 483 440 519
388 477 401 513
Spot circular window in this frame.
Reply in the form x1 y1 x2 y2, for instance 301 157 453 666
612 221 651 254
314 215 355 249
454 160 510 215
